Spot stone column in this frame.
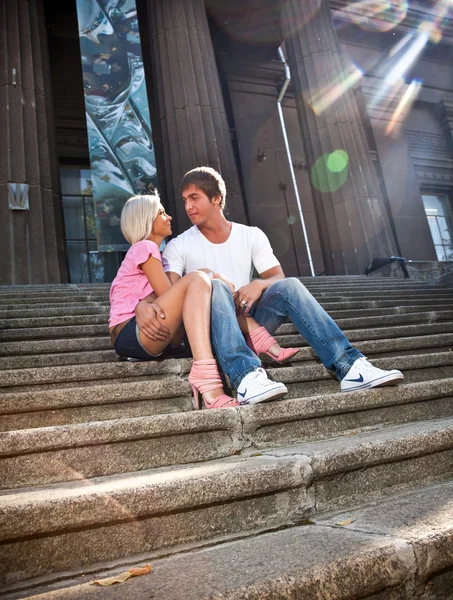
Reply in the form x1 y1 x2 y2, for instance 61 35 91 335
281 0 397 274
146 0 247 232
0 0 67 285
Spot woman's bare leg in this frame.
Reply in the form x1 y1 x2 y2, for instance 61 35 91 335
138 271 225 403
236 312 281 358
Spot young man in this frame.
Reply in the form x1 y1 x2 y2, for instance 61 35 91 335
135 166 403 405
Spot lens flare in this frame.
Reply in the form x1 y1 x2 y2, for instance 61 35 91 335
418 20 443 44
385 79 422 136
287 215 297 225
311 152 349 193
343 0 408 33
327 150 349 173
309 64 363 115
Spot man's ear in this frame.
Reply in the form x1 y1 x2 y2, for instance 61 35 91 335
212 195 221 205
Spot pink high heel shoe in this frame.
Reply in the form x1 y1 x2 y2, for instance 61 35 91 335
188 359 240 409
245 326 299 364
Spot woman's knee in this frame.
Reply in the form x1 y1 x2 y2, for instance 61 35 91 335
186 270 212 288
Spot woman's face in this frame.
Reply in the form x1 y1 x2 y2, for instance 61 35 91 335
151 205 172 239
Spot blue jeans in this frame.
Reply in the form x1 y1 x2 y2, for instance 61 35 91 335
210 278 362 390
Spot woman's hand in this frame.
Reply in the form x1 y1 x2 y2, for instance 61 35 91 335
135 299 170 341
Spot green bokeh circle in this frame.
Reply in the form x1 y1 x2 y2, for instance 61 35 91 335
327 149 349 173
311 152 349 193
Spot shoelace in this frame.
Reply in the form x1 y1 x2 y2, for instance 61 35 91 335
245 368 273 389
358 358 381 372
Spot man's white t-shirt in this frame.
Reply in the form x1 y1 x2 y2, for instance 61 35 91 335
162 223 280 289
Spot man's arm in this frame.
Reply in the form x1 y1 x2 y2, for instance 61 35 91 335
235 265 285 316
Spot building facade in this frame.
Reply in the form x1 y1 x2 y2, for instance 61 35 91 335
1 0 452 285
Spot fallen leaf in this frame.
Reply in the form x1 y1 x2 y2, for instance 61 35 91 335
91 564 151 586
336 518 354 526
128 565 151 577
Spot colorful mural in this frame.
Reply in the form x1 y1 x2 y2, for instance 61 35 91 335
76 0 157 251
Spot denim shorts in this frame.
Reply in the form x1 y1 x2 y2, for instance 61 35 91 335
113 317 190 361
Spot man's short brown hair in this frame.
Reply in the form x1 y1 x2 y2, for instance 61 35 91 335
181 166 226 209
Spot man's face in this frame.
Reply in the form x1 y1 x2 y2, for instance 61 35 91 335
182 185 219 227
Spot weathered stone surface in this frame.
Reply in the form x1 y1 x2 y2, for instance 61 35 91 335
0 358 189 387
242 379 453 448
2 526 415 600
0 456 312 584
1 277 453 595
262 419 453 510
0 410 243 488
317 480 453 590
0 396 192 432
0 337 111 357
6 480 453 599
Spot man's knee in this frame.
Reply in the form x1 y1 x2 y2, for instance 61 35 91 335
268 277 307 300
211 278 235 306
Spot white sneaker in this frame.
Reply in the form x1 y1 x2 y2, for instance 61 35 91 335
341 356 404 392
236 368 288 405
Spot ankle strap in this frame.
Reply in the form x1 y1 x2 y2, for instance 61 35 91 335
188 359 223 394
247 326 276 354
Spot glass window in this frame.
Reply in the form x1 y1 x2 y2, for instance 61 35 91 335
422 192 453 262
60 167 106 283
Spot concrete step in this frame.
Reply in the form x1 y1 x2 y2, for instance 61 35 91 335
0 324 107 341
288 319 453 340
1 418 452 587
0 348 118 370
2 300 453 331
0 294 103 310
0 314 108 330
312 289 453 298
2 309 453 343
5 480 450 600
0 337 112 357
1 379 453 486
1 278 451 597
0 300 451 327
0 319 450 360
1 330 452 371
276 331 453 361
1 351 450 394
0 378 193 431
0 357 190 389
1 289 451 312
274 352 453 397
0 279 441 293
0 306 109 319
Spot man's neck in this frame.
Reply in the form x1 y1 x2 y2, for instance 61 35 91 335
197 214 232 244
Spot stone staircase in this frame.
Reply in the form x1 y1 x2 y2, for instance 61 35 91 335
1 277 452 599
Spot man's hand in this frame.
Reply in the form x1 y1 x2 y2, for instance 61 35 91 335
234 280 266 316
135 300 170 341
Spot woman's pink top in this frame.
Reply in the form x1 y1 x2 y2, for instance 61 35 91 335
109 239 161 328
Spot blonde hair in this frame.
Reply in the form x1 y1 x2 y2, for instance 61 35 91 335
120 192 161 245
